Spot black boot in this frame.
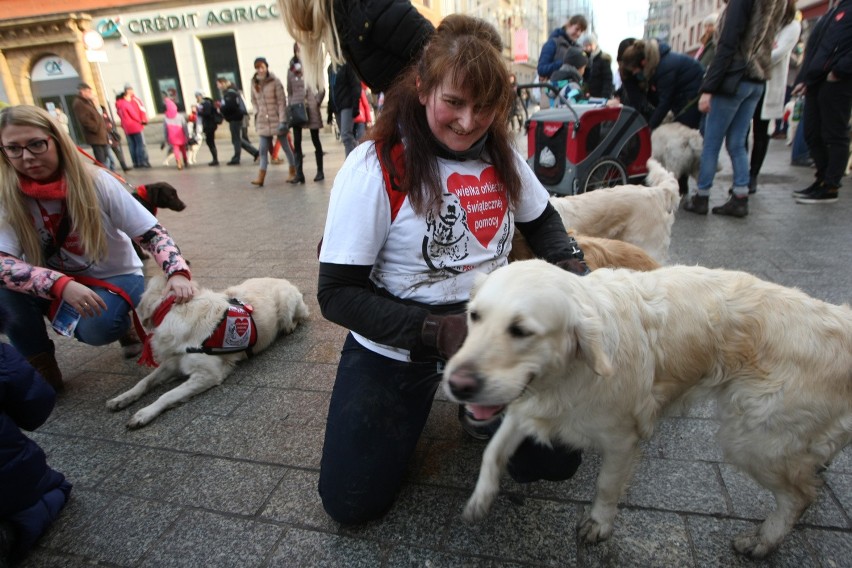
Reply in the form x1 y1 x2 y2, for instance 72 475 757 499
683 194 709 215
712 195 749 217
313 151 324 181
289 152 305 184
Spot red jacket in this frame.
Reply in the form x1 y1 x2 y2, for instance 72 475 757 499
354 84 372 125
115 96 148 135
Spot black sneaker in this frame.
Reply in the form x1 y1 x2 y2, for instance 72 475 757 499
792 180 822 198
712 195 749 217
683 194 709 215
796 184 838 204
457 404 504 440
226 159 240 166
208 160 219 166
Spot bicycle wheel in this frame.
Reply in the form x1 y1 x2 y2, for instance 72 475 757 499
583 158 627 193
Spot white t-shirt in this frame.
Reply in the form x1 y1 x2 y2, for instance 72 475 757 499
0 167 157 279
320 141 550 360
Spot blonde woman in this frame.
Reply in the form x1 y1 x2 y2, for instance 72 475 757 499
278 0 434 94
0 105 194 391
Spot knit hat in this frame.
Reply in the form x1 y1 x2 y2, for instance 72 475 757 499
563 47 589 69
254 57 268 67
194 90 203 98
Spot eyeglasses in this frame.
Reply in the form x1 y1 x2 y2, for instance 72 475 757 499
0 138 51 159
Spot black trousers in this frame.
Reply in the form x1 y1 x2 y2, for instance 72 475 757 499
203 128 218 161
803 78 852 187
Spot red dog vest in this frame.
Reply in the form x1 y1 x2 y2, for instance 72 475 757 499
186 299 258 355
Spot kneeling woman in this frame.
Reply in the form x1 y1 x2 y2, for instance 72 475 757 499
0 105 195 391
317 14 589 525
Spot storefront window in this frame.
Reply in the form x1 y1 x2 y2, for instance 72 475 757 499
141 42 185 113
201 35 242 97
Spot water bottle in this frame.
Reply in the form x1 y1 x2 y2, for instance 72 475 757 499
792 96 803 121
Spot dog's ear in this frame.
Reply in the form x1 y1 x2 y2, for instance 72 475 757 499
574 311 614 378
144 183 159 207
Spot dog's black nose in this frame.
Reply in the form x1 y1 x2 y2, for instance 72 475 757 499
447 366 483 401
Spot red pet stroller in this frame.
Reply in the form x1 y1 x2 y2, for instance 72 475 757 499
519 84 651 196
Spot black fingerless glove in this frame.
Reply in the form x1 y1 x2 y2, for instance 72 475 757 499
420 313 468 360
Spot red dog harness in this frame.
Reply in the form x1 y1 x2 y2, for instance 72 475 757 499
139 297 258 367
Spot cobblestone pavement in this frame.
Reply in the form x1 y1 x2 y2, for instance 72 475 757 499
14 131 852 567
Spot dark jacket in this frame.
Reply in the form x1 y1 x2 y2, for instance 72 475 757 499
332 0 434 93
71 95 108 145
0 343 66 519
196 97 220 132
538 27 579 79
701 0 788 94
584 48 614 98
329 63 362 116
647 42 705 129
796 0 852 85
219 85 245 123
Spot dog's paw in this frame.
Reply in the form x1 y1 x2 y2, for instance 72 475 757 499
106 395 133 411
462 496 493 523
577 511 613 543
732 532 774 559
126 407 159 429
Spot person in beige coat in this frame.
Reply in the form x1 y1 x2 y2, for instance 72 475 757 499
250 57 287 187
287 43 326 183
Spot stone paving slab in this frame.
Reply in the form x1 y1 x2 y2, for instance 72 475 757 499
11 133 852 567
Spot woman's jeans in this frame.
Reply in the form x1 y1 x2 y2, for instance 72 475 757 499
257 135 272 169
0 273 145 358
319 334 582 525
126 133 146 167
337 108 357 157
697 80 765 196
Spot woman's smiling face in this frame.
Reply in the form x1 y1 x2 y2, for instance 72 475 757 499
419 77 496 152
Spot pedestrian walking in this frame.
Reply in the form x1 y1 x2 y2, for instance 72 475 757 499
287 44 326 183
249 57 287 187
217 77 259 166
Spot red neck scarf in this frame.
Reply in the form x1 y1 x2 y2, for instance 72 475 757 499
18 175 67 200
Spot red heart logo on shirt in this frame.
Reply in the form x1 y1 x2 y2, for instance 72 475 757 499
446 166 508 248
234 318 249 336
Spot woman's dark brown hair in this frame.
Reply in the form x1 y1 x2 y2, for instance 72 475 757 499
367 14 521 215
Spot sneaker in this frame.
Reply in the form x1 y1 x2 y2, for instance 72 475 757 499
792 179 822 198
226 159 240 166
712 195 749 217
796 184 838 204
208 160 219 166
458 404 504 440
683 194 709 215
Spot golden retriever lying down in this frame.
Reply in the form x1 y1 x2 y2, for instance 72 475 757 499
548 158 679 263
443 260 852 558
107 275 309 428
509 231 660 272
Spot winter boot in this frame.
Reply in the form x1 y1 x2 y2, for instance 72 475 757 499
286 165 296 182
27 351 64 392
119 327 143 358
314 151 325 181
289 152 305 184
683 194 709 215
712 195 749 217
251 169 267 187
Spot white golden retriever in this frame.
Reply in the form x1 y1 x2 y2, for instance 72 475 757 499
443 260 852 559
548 159 679 263
107 275 309 428
651 122 705 196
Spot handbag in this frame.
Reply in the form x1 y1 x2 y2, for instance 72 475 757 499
287 102 308 128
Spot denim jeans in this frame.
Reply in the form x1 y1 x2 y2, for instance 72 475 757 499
697 80 765 197
791 116 810 162
126 133 147 167
338 108 357 157
318 334 582 525
257 135 272 170
0 273 144 358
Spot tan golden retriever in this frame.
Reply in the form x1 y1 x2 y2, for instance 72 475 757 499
510 231 660 272
443 260 852 559
548 158 679 263
107 275 309 428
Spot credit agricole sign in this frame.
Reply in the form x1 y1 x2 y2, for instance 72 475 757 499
106 3 280 36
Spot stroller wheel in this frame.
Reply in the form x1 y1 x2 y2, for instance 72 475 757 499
583 158 628 193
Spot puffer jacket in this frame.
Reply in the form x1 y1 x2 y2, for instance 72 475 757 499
796 0 852 86
288 64 326 131
0 343 67 519
71 95 108 145
332 0 434 93
701 0 788 94
538 27 580 80
646 41 705 128
584 47 614 98
251 72 287 137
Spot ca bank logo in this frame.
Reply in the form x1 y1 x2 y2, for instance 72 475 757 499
44 59 63 76
97 18 122 39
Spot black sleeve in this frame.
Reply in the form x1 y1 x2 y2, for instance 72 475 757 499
318 262 464 354
515 202 584 263
700 0 752 93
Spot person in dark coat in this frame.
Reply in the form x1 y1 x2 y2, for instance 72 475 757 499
620 39 704 129
536 15 588 80
194 91 220 166
612 37 654 117
581 32 614 99
328 62 363 157
0 308 72 564
791 0 852 204
71 82 109 165
280 0 435 95
215 77 258 165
